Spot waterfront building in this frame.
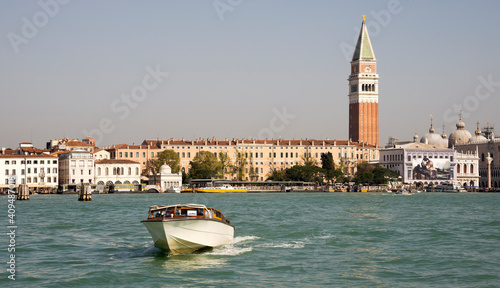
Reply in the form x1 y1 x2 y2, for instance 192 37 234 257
348 15 379 147
58 149 95 189
92 149 110 161
380 141 457 186
453 122 500 188
47 138 95 152
104 143 161 172
0 154 58 193
456 149 480 188
94 159 141 192
148 163 182 192
137 138 379 180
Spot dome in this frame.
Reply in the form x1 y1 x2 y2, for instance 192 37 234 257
159 163 172 174
420 122 446 147
448 113 472 147
469 121 487 143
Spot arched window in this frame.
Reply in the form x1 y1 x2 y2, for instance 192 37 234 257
136 167 139 175
456 164 460 173
106 168 109 176
463 164 467 174
470 164 474 174
113 168 116 175
128 167 132 175
98 167 101 176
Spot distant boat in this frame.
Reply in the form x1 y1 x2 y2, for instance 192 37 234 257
166 187 181 193
428 183 466 193
141 203 234 255
197 184 247 193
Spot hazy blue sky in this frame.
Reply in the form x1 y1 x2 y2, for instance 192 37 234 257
1 0 499 148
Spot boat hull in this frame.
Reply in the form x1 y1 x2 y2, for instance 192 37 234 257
142 219 234 255
197 189 247 193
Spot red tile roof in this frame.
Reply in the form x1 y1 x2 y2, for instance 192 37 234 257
95 159 140 164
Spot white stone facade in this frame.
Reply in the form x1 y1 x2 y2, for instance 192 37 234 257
148 164 182 191
0 155 58 192
58 149 95 185
94 159 141 187
380 142 457 186
456 149 480 188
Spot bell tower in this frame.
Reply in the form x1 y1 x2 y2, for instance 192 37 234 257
348 15 379 147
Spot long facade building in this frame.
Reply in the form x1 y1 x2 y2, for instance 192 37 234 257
105 138 379 181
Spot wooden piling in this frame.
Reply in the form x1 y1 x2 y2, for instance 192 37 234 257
17 184 29 200
78 183 92 201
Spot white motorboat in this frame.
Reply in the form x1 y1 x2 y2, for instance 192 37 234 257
196 184 247 193
141 204 234 255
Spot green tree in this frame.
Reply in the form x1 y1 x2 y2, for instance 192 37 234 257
156 149 180 173
321 152 335 184
354 171 374 184
142 159 158 176
266 170 287 181
372 167 400 184
189 151 221 179
218 151 233 179
234 149 247 181
301 151 318 167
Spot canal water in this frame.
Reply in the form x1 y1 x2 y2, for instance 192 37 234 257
2 192 499 287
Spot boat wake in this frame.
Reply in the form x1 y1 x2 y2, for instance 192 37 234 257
205 235 259 256
256 240 306 249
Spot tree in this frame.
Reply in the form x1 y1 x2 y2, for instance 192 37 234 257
189 151 222 179
372 167 400 184
321 152 335 184
156 149 180 173
354 171 374 184
266 170 286 181
218 152 233 179
301 152 318 167
142 159 159 176
233 149 247 181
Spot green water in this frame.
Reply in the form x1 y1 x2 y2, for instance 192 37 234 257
1 192 499 287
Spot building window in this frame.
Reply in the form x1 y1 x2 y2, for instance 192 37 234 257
125 152 128 157
128 167 132 175
21 169 25 175
136 167 139 175
5 169 8 175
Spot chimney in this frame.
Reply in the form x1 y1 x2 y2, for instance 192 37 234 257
1 147 5 155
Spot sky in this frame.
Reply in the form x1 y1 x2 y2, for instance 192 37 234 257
1 0 499 149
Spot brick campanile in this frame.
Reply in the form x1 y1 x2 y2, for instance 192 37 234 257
348 15 379 147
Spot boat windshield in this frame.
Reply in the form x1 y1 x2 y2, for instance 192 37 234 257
146 204 231 225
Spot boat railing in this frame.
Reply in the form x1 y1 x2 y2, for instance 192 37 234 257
146 206 231 225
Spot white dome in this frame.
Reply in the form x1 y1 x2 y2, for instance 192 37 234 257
420 125 446 148
469 122 487 143
159 163 172 174
448 116 472 147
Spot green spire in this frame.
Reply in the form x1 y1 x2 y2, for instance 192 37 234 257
352 16 376 61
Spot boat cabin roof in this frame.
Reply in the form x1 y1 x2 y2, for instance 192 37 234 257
148 203 207 211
